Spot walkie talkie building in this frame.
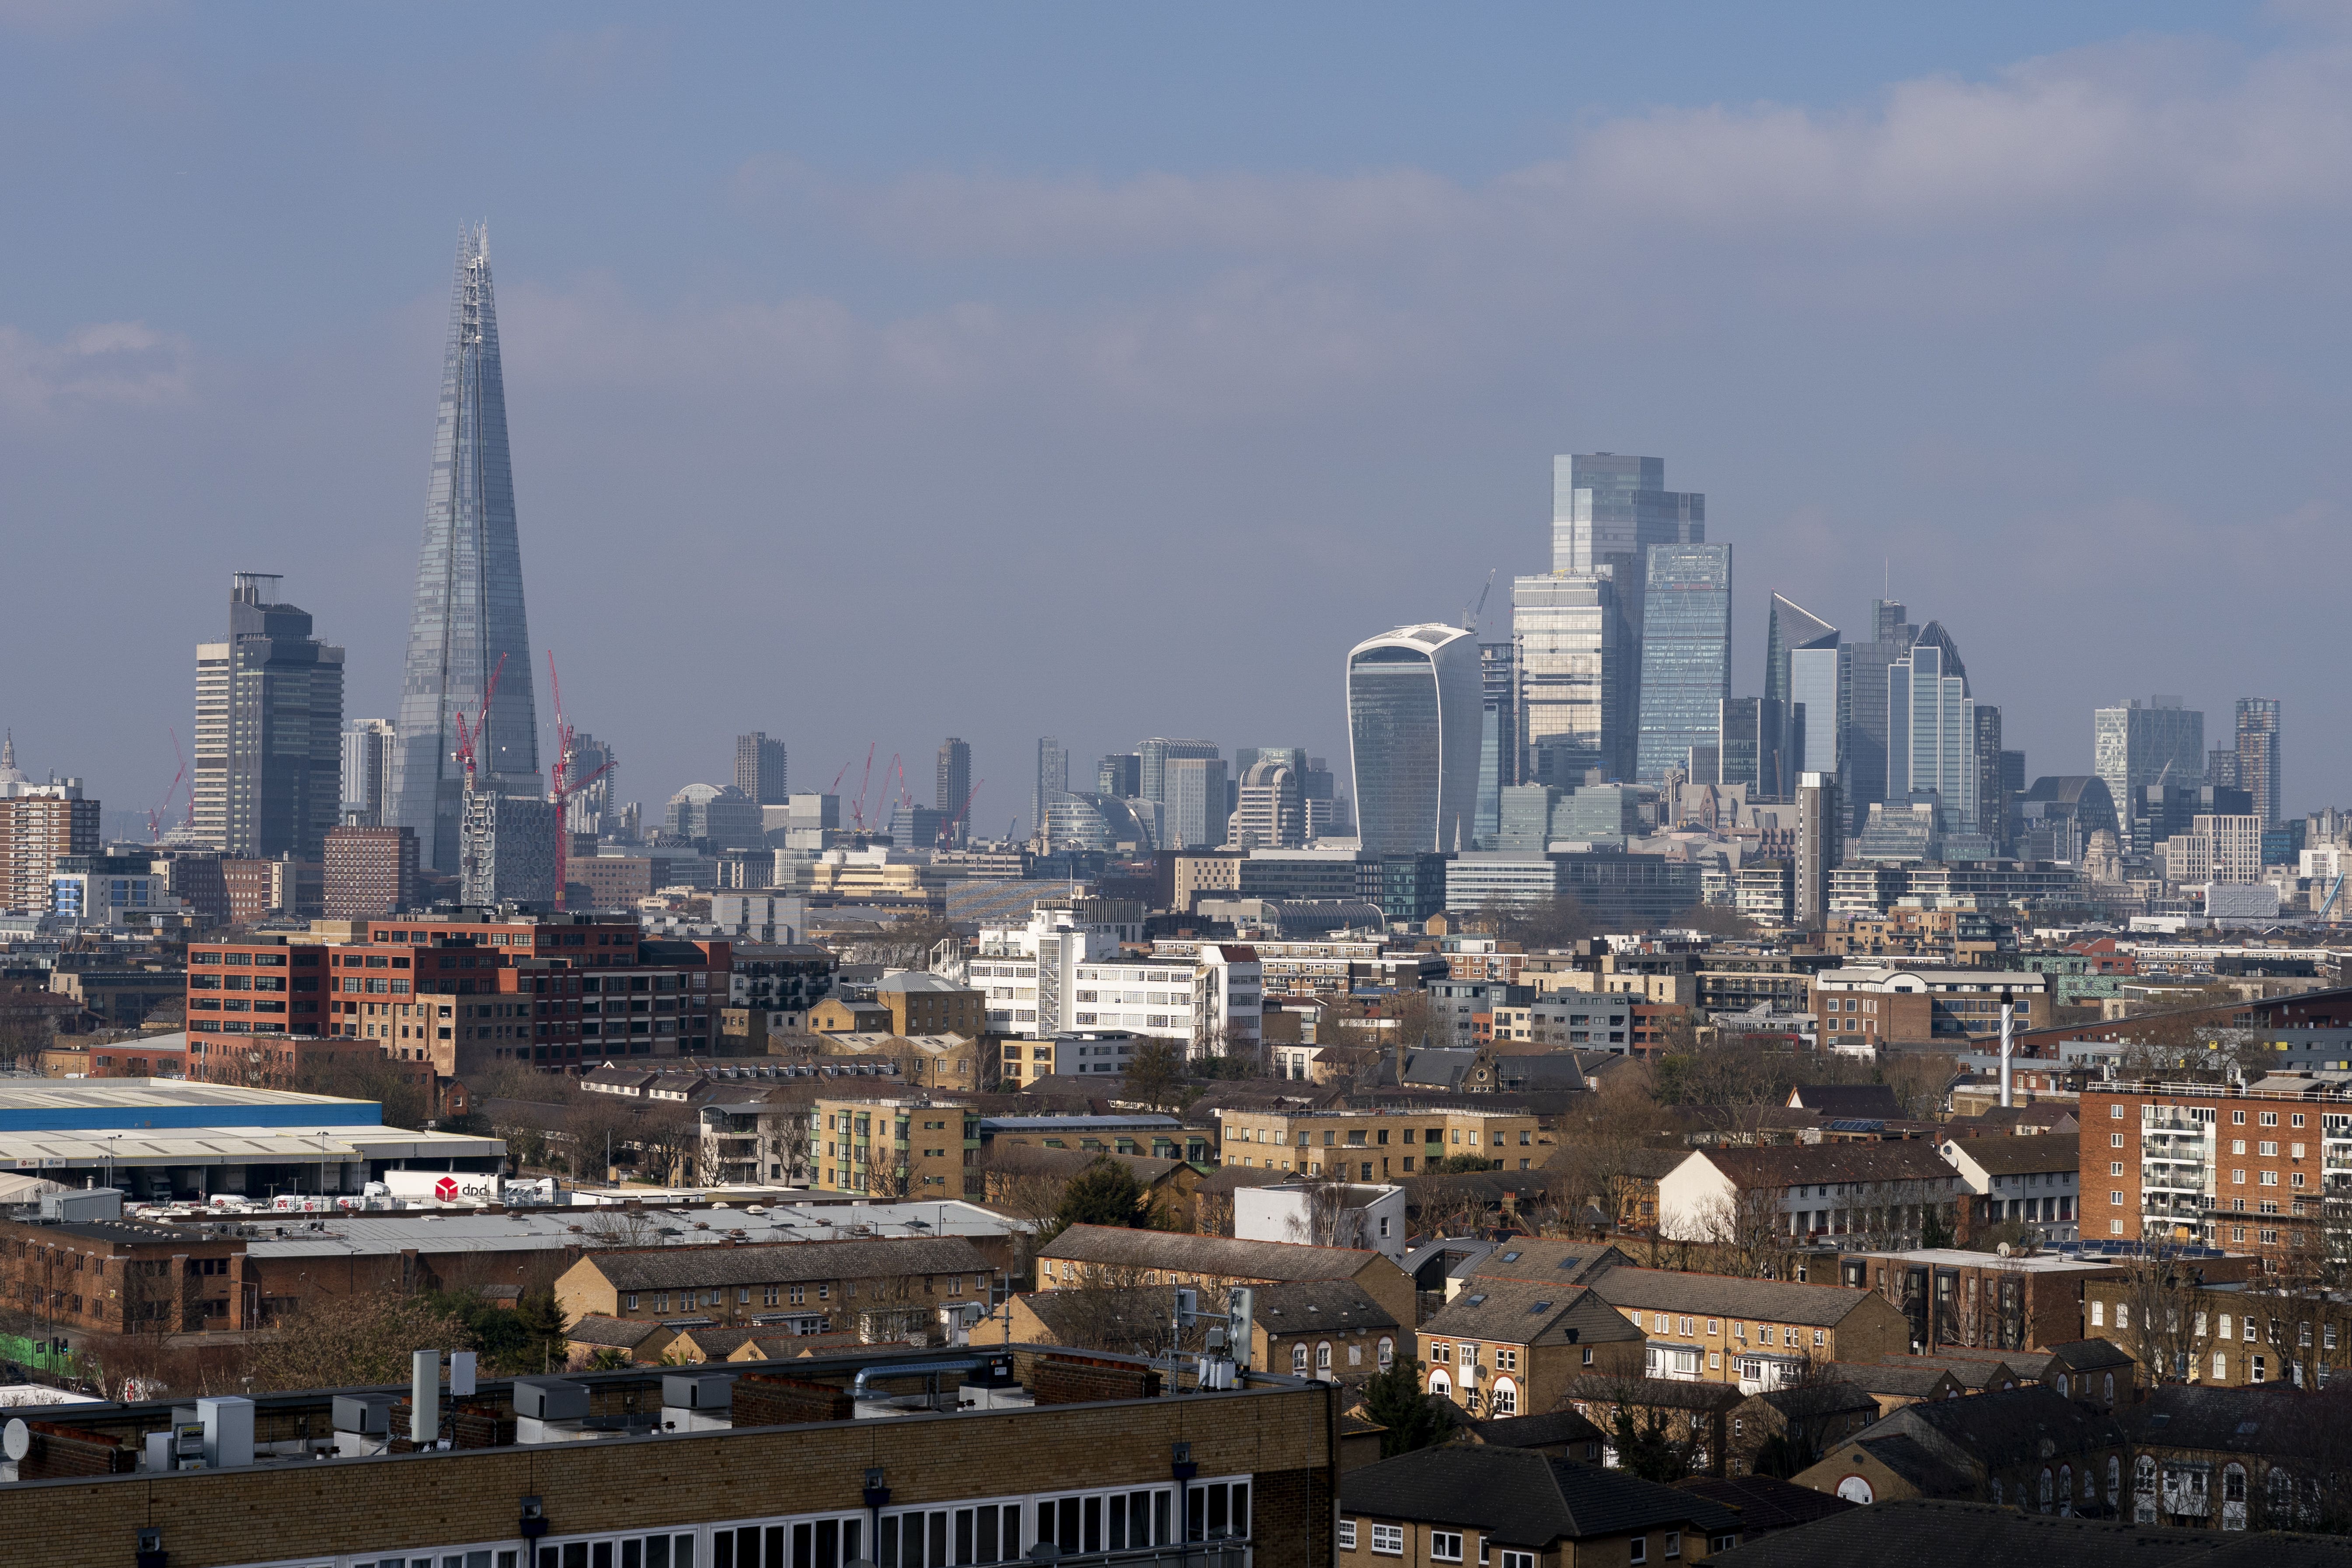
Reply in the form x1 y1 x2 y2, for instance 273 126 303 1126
1347 623 1481 855
387 226 542 872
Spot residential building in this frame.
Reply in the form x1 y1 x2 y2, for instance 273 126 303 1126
2157 814 2264 885
1653 1144 1969 1247
221 854 321 923
1795 772 1839 930
1635 542 1733 784
1836 1249 2127 1357
191 572 345 859
733 732 787 805
339 717 395 824
811 1097 981 1199
996 1029 1145 1085
2234 697 2282 826
46 854 178 928
0 782 100 916
459 788 559 907
1034 1223 1417 1329
936 736 972 846
2081 1078 2341 1260
0 1209 254 1337
561 729 618 835
2093 697 2206 835
1419 1280 1646 1417
2125 1383 2335 1529
1338 1446 1743 1568
322 823 419 920
388 227 543 873
1809 966 2048 1050
1230 760 1305 850
1213 1107 1546 1180
1792 1386 2128 1510
1588 1267 1913 1389
556 1233 997 1329
1936 1135 2081 1241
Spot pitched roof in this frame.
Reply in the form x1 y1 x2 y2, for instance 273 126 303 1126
1252 1279 1400 1335
1866 1383 2126 1470
1940 1132 2080 1177
1470 1239 1627 1286
1038 1223 1384 1282
575 1234 991 1292
1697 1143 1963 1191
1453 1408 1608 1450
1339 1446 1741 1547
1878 1351 2034 1391
1707 1497 2352 1568
1843 1433 1974 1494
1673 1474 1857 1535
1561 1374 1746 1415
1787 1084 1905 1119
1821 1360 1962 1399
2047 1337 2133 1371
1744 1380 1880 1421
2124 1383 2329 1456
1590 1266 1882 1328
564 1314 669 1349
1422 1282 1641 1348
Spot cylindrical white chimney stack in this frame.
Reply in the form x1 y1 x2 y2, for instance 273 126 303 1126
1998 987 2015 1109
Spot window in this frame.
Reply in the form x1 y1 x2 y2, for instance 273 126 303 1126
1431 1534 1463 1562
1369 1525 1404 1557
2110 1105 2124 1118
1664 1533 1680 1559
1293 1344 1309 1375
1339 1523 1356 1552
2091 1301 2104 1327
1630 1539 1647 1565
1502 1554 1536 1568
1378 1337 1395 1371
2111 1133 2125 1148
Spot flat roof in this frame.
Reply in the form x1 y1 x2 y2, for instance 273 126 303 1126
237 1197 1024 1258
1852 1248 2119 1273
0 1079 382 1131
979 1115 1185 1132
0 1125 498 1167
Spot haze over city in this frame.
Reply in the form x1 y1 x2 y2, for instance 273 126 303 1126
6 3 2351 829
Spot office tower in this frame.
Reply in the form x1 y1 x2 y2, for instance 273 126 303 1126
1235 747 1306 779
1230 761 1305 850
1512 572 1620 784
1634 543 1732 782
2235 698 2282 825
0 785 99 915
2092 697 2205 826
889 802 948 851
1763 593 1837 712
1887 628 1978 831
339 719 395 825
324 824 420 920
1032 737 1070 835
459 791 558 907
1795 771 1840 929
934 736 972 847
1836 599 1920 832
1551 453 1706 776
1718 697 1789 798
1972 707 2006 854
1163 757 1230 850
192 574 345 860
1347 622 1481 854
734 733 788 805
389 226 543 875
562 731 617 836
1474 643 1516 848
1096 753 1141 798
1138 738 1219 803
2208 749 2241 789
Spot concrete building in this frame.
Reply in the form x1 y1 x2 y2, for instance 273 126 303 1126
323 823 419 920
191 573 345 860
669 782 764 849
2234 697 2282 826
2093 696 2206 829
1164 757 1230 850
46 853 177 929
734 732 788 805
1794 771 1839 929
1137 737 1217 804
936 735 971 846
1230 760 1304 850
339 717 395 825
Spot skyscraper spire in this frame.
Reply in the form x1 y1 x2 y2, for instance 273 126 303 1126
387 224 541 872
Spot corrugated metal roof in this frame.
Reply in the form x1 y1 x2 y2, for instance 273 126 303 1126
0 1125 499 1167
0 1079 382 1131
240 1198 1024 1259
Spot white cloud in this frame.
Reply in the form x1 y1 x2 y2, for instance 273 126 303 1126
0 321 190 418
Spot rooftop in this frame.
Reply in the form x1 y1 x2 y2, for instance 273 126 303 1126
0 1078 383 1130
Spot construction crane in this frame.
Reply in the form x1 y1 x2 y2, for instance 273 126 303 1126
544 651 613 912
449 653 508 791
1464 568 1496 635
2322 874 2346 923
939 778 983 847
850 742 877 832
147 730 190 842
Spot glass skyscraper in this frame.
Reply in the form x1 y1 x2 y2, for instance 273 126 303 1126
1549 453 1704 777
1888 628 1977 832
388 226 542 873
2092 697 2206 827
1511 572 1619 784
1633 542 1732 782
1838 599 1918 833
1348 623 1481 854
1763 593 1837 712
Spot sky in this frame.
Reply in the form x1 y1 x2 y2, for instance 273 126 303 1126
5 1 2350 838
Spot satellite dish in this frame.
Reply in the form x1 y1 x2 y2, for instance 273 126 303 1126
4 1418 28 1462
1996 1243 2013 1258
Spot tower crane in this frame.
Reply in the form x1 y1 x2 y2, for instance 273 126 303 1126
1464 568 1496 635
148 730 190 842
544 650 613 911
940 778 983 848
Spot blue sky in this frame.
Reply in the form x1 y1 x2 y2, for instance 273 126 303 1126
3 2 2345 832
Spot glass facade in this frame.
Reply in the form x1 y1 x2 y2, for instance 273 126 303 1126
1763 592 1837 712
2093 698 2206 829
1474 642 1516 847
1838 599 1917 832
1889 632 1979 832
389 226 542 872
1511 572 1617 784
1348 624 1480 854
1634 542 1732 782
1790 646 1841 775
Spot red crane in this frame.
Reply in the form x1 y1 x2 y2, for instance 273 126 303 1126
544 650 613 911
939 778 983 847
451 653 509 790
850 742 877 832
148 730 190 841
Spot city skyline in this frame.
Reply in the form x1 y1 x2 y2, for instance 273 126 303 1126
6 8 2351 833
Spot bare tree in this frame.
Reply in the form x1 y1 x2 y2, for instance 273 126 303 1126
2107 1253 2201 1385
1684 1184 1803 1280
564 1093 639 1184
578 1208 671 1248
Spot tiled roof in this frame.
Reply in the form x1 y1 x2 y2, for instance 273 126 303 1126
1421 1282 1640 1348
1864 1384 2126 1471
1706 1497 2352 1568
1940 1132 2080 1177
1339 1446 1740 1546
1038 1223 1381 1281
2047 1337 2133 1371
1673 1474 1857 1534
1252 1279 1400 1335
1698 1143 1963 1191
2125 1383 2327 1456
563 1314 668 1349
1787 1084 1905 1119
577 1235 991 1292
1821 1360 1960 1398
1470 1239 1628 1286
1590 1266 1881 1328
1454 1408 1608 1450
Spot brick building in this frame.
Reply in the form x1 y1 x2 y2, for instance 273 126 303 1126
323 823 419 919
1213 1107 1549 1180
221 855 322 922
1418 1280 1645 1418
554 1235 1000 1333
0 1211 252 1336
2081 1078 2342 1264
1035 1226 1417 1328
1586 1268 1912 1388
813 1096 981 1199
1810 965 2049 1051
184 937 331 1045
1834 1248 2131 1356
0 789 100 915
1339 1445 1742 1568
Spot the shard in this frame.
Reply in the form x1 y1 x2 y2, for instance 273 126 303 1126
388 225 541 873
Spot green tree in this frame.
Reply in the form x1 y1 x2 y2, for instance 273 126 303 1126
1045 1158 1160 1243
1609 1407 1696 1483
1123 1039 1193 1112
583 1346 634 1371
1426 1153 1501 1175
1360 1354 1450 1457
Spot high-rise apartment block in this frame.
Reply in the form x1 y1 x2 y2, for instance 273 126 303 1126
389 227 543 873
1972 706 2006 854
1348 623 1480 854
323 823 420 920
339 718 395 825
1795 771 1840 928
1633 542 1732 783
561 731 617 836
935 736 972 846
192 574 345 860
2235 698 2282 825
1032 737 1069 836
0 785 100 915
459 791 558 908
734 732 788 805
2093 697 2205 830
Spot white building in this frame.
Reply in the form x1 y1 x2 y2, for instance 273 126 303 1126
970 904 1258 1059
1235 1180 1408 1262
1937 1134 2079 1243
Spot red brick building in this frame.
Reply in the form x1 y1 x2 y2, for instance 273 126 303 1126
323 824 419 920
0 791 100 915
2083 1080 2342 1268
185 937 331 1043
